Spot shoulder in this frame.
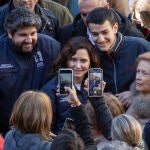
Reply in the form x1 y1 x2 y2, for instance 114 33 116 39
41 77 58 92
39 140 52 150
37 33 61 47
123 36 150 47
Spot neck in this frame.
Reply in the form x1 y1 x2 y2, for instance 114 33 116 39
73 77 83 84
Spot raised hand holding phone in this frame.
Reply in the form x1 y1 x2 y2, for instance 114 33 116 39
58 68 73 95
88 68 103 97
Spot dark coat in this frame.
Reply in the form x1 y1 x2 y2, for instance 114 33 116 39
89 96 113 140
70 105 97 150
0 33 60 136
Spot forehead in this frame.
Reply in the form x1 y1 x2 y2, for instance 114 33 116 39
138 60 150 67
72 49 90 57
14 26 37 34
79 0 100 12
88 20 113 32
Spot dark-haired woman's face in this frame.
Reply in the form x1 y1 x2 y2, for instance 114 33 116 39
67 49 90 83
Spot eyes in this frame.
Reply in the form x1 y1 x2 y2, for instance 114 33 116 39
91 31 109 38
136 69 149 76
70 58 88 63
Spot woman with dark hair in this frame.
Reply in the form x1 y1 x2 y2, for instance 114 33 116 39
41 36 101 134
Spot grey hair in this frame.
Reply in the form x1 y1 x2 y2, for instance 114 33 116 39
4 7 42 34
99 140 136 150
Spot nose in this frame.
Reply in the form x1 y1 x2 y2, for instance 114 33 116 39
25 36 32 43
97 34 105 42
75 61 82 68
136 72 142 81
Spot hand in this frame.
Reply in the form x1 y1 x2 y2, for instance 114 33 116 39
115 91 131 108
84 78 106 93
64 86 81 106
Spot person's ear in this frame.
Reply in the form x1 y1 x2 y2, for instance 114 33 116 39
105 2 110 9
7 32 12 39
113 23 119 34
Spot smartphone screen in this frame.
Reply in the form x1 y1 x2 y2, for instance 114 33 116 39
59 68 73 95
88 68 103 97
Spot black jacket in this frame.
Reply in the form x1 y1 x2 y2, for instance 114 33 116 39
0 0 60 39
59 8 144 46
89 97 113 140
70 105 97 150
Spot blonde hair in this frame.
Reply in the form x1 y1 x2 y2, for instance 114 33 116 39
104 93 125 117
132 0 150 29
136 51 150 67
10 91 52 141
111 114 142 147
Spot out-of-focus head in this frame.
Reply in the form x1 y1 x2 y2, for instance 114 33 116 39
135 52 150 95
10 91 52 141
13 0 38 11
51 129 85 150
132 0 150 30
4 7 41 53
78 0 109 25
104 93 125 117
86 7 118 52
111 114 142 147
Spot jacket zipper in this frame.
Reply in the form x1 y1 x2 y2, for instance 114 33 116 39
110 56 118 93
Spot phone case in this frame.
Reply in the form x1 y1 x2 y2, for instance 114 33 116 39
88 68 103 97
58 68 73 95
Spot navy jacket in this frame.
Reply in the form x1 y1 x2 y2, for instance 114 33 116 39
41 77 88 134
59 8 144 46
4 129 52 150
0 33 60 135
95 33 150 94
0 0 60 39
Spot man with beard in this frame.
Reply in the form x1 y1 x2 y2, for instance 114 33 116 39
0 7 60 136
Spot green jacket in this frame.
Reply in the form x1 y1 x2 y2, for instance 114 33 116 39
39 0 73 28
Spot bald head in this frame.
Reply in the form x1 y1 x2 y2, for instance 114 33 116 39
78 0 109 25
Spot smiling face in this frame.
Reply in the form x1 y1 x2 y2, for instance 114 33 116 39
136 60 150 95
13 0 38 11
8 26 37 53
67 49 90 84
88 20 118 52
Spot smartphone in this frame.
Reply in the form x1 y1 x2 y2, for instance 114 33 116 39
88 68 103 97
63 118 75 131
58 68 73 95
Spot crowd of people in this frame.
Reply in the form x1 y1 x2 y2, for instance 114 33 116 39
0 0 150 150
